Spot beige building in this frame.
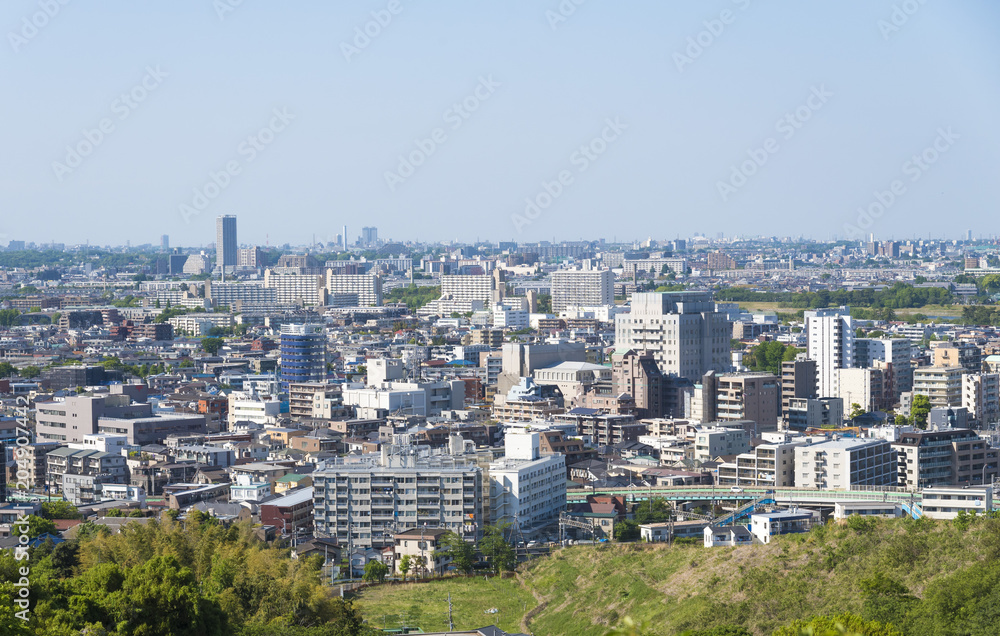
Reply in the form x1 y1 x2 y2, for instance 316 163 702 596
913 366 964 408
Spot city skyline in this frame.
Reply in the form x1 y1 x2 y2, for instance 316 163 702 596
2 2 999 246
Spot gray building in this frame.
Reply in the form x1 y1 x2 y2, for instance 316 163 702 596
312 453 482 550
216 214 238 274
46 447 127 496
36 394 152 444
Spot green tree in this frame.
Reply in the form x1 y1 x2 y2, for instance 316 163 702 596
0 361 16 377
25 515 57 538
478 524 516 574
614 520 640 542
773 612 902 636
398 555 411 582
434 531 476 574
362 560 389 583
41 500 82 520
536 293 552 314
848 403 866 420
179 358 195 369
910 394 931 429
20 365 41 378
633 498 672 525
0 309 20 327
201 337 224 355
894 414 908 426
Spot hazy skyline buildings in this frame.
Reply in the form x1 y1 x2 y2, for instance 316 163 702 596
216 215 237 275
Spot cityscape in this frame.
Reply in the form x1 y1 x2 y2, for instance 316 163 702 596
3 2 1000 636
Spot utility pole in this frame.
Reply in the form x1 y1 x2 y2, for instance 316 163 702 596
448 592 454 631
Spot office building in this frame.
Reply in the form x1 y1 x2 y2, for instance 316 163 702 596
36 394 151 444
550 269 614 313
805 307 855 398
228 391 282 427
794 438 897 490
326 273 382 307
615 292 731 381
160 234 169 250
891 428 998 489
312 453 482 549
280 323 327 384
361 226 378 248
216 215 237 274
498 340 587 395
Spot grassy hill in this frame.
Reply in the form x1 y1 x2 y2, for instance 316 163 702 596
354 514 1000 635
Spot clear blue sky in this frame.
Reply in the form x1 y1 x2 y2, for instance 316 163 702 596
1 0 998 248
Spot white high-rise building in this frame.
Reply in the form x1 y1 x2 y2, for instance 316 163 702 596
550 268 614 313
614 292 730 381
805 307 855 398
489 432 566 535
326 272 382 307
263 269 328 307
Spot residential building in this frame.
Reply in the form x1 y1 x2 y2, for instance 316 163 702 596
786 397 844 431
96 413 207 446
704 525 753 547
794 438 897 490
260 486 315 536
612 349 665 419
393 528 451 576
836 368 888 413
489 432 566 536
891 428 998 489
36 394 153 444
280 323 327 384
718 436 806 488
614 292 731 381
264 269 328 307
640 520 708 543
694 426 751 462
312 454 482 550
550 268 614 313
781 359 817 417
913 366 965 408
237 246 265 268
326 273 382 307
228 391 282 427
962 373 1000 426
205 281 277 309
805 307 855 398
706 372 780 434
46 447 127 495
856 338 912 401
932 341 983 374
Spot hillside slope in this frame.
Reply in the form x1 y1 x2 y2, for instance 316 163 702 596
355 515 1000 635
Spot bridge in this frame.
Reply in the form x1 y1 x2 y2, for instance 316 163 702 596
566 485 925 509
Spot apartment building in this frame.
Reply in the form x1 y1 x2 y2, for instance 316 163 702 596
312 454 482 550
326 273 382 307
781 359 817 417
489 433 566 535
707 372 780 434
932 341 983 374
921 486 993 520
786 397 844 431
913 366 965 408
205 281 277 309
962 373 1000 426
892 428 998 489
264 269 328 307
694 426 751 462
612 349 665 419
805 307 855 398
856 338 913 400
36 394 154 444
794 438 898 490
550 268 614 313
836 368 888 413
46 447 127 495
718 437 806 488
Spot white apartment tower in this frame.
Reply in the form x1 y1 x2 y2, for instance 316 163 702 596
805 307 855 399
550 268 614 313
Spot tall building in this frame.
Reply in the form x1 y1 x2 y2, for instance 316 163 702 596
361 226 378 248
913 366 964 407
326 272 382 307
805 307 855 398
160 234 169 251
550 269 614 313
489 432 566 534
891 428 998 489
781 359 817 417
699 372 780 434
313 453 482 549
280 324 327 384
614 292 730 381
264 269 328 307
238 246 265 269
216 215 237 274
856 338 913 403
836 368 889 413
961 373 1000 426
612 349 664 418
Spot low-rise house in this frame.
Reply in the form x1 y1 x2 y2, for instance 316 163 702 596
640 520 708 543
833 501 903 520
393 527 451 576
749 509 815 544
703 524 753 547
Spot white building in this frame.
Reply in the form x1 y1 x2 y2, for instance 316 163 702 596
615 292 731 381
492 304 529 329
693 426 751 462
228 391 282 427
264 269 328 307
794 438 897 490
550 268 614 313
168 313 234 337
920 486 993 520
805 307 855 398
230 472 272 502
718 437 806 488
326 273 382 307
342 386 428 418
489 432 566 536
962 373 1000 426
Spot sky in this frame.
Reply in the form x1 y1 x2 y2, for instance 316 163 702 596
1 0 999 248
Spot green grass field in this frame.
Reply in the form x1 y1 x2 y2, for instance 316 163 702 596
353 517 1000 635
735 302 965 319
352 575 536 634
